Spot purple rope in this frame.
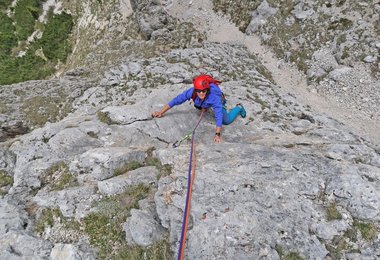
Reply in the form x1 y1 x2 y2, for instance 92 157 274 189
177 112 204 260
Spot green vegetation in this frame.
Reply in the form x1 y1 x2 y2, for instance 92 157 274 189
353 220 378 241
0 1 73 85
97 111 116 125
326 202 342 221
213 0 376 78
0 102 9 114
0 170 13 187
0 170 13 195
148 158 172 179
83 184 168 259
0 13 17 55
336 33 347 46
34 182 172 259
0 51 54 85
34 207 64 234
82 152 172 258
14 0 41 41
114 148 172 179
324 219 378 258
34 207 81 242
145 147 172 178
40 162 78 191
375 18 380 36
34 183 171 259
262 113 281 123
21 94 73 127
325 235 351 259
213 0 261 31
38 11 73 61
115 237 172 260
51 171 77 191
114 161 144 176
251 94 269 111
272 0 294 17
328 18 353 31
275 245 304 260
0 0 13 10
255 63 274 83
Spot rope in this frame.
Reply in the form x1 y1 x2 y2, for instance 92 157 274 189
177 110 205 260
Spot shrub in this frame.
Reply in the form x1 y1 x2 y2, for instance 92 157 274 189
0 49 54 85
0 0 13 10
37 11 73 62
14 0 41 41
0 13 17 55
0 2 73 85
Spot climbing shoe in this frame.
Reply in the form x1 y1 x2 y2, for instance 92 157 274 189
237 103 246 118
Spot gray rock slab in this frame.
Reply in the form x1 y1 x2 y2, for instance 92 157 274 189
97 166 159 196
123 208 166 246
32 185 99 219
246 0 277 33
325 167 380 221
0 230 52 259
70 147 146 182
50 243 96 260
0 199 29 236
155 143 333 259
310 220 350 240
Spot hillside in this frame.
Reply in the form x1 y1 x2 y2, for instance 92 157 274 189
0 0 379 259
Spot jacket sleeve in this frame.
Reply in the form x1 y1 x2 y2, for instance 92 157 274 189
213 101 223 127
168 88 193 108
209 84 223 127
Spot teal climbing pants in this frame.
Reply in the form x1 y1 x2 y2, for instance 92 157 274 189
222 106 241 125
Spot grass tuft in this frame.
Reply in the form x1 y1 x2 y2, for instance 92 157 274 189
40 162 78 191
326 202 342 221
0 170 13 195
275 245 304 260
353 220 378 241
97 111 117 125
114 161 143 176
34 207 63 235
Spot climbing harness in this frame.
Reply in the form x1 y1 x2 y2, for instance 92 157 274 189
177 110 205 260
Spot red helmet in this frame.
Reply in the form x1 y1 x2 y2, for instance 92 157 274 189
193 75 221 91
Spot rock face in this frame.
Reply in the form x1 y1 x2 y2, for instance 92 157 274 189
0 0 379 259
215 0 380 138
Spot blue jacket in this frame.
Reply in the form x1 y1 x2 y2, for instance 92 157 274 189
168 83 223 127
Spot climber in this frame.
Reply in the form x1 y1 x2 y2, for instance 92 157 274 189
151 75 246 143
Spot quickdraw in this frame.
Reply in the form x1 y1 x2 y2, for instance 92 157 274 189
172 131 193 148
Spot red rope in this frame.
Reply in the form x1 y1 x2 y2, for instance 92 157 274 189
177 111 204 260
